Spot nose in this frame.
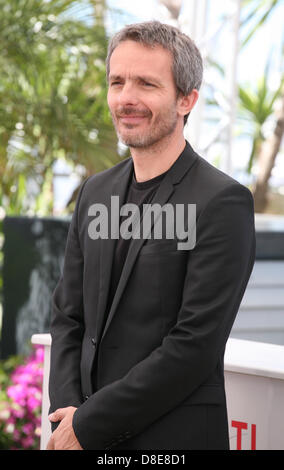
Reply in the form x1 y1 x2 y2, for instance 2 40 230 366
117 82 139 107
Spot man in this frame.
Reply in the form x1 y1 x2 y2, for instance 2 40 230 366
47 21 255 450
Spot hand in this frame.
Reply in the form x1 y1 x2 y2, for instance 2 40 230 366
47 406 83 450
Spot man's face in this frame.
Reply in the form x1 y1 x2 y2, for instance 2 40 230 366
107 40 182 149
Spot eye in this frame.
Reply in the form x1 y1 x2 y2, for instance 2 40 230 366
138 78 156 87
142 81 155 87
110 80 123 87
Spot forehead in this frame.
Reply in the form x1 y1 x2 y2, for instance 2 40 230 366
109 40 174 80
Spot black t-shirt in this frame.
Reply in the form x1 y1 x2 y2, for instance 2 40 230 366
105 167 169 319
92 167 169 390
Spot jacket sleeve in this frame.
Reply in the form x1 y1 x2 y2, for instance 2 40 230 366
48 179 89 417
72 182 256 449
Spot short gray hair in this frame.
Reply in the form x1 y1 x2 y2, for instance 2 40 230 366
106 21 203 124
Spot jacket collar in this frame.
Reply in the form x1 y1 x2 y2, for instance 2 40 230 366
168 140 198 185
121 139 198 186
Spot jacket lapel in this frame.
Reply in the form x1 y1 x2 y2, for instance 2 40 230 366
95 158 133 344
99 141 198 343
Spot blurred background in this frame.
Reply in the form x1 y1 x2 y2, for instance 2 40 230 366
0 0 283 449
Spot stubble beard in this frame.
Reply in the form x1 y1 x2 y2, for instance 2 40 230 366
112 104 179 149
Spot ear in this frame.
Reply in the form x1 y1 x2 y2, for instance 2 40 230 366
177 89 199 118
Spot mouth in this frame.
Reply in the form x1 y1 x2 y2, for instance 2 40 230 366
118 115 148 125
115 108 151 126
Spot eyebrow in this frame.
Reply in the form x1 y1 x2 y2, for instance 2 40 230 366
108 74 163 86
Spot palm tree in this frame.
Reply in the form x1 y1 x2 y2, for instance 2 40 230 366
253 92 284 212
240 0 282 47
238 63 284 174
158 0 284 214
0 0 120 216
240 0 284 212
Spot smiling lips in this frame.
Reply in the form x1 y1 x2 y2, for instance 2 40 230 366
120 116 146 126
116 107 151 123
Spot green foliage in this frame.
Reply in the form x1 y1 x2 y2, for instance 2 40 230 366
238 58 284 173
0 0 120 217
0 354 24 392
240 0 283 47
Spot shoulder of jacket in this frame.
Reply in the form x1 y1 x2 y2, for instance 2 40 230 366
193 153 253 197
86 157 131 187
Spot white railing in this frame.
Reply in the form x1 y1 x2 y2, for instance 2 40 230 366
32 334 284 450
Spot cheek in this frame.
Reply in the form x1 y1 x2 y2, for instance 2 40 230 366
149 101 171 120
142 98 160 117
107 91 115 112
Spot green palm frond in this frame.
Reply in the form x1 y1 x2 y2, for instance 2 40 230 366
241 0 282 47
0 0 121 215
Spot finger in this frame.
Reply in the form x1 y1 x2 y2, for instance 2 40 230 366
48 407 68 422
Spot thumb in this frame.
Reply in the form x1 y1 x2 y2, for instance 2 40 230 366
48 408 67 422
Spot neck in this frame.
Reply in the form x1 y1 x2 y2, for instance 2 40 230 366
130 132 186 183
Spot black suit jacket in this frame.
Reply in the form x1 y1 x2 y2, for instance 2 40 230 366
49 141 255 450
